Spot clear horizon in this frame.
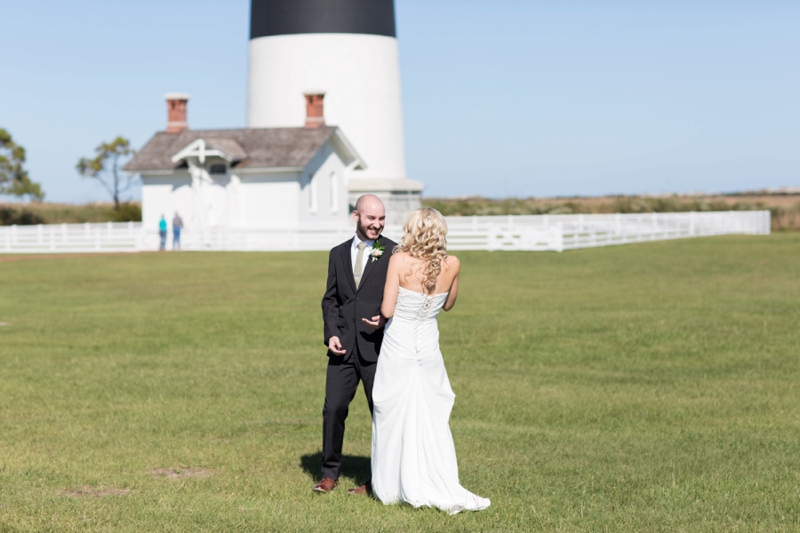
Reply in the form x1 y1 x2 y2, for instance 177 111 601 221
1 0 798 204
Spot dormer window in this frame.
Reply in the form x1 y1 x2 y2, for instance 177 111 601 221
171 139 245 172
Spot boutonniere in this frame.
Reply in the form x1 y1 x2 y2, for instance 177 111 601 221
370 240 386 262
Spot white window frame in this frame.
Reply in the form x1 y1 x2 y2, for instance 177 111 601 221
330 172 338 213
309 174 318 213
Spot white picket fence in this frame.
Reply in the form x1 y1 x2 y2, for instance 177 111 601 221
0 211 771 254
0 221 143 254
443 210 771 252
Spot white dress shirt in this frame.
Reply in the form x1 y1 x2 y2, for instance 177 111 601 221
351 233 375 274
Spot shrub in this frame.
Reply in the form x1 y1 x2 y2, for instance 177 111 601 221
111 202 142 222
0 207 45 225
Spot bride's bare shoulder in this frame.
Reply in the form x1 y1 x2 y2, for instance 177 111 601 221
391 250 408 259
443 255 460 270
389 250 411 265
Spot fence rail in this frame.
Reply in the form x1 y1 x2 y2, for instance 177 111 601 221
0 211 770 254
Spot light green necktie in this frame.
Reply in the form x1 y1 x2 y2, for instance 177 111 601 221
354 242 367 288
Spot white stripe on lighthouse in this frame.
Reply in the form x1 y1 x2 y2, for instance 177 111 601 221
247 33 407 181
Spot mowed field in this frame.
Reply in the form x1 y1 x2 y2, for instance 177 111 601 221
1 235 799 532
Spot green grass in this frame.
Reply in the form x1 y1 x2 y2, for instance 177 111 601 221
1 235 799 531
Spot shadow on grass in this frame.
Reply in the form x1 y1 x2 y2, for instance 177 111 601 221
300 452 371 484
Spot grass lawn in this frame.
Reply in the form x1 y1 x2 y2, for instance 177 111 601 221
1 234 799 532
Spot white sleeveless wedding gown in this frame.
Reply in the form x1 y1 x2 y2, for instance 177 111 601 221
371 286 491 514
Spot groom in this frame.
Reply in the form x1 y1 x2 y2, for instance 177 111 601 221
315 194 396 493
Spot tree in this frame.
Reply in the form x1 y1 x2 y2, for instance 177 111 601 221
76 137 137 210
0 128 45 201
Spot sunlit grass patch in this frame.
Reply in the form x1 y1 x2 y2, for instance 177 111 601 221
1 235 799 531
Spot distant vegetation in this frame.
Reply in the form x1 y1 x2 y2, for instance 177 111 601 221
423 194 800 231
76 136 138 210
2 194 798 231
0 202 141 225
0 128 44 201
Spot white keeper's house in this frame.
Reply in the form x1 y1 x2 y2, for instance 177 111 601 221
126 0 424 232
126 94 420 232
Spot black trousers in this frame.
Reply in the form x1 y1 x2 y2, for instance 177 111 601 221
321 347 377 480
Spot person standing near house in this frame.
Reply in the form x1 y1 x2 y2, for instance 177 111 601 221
172 213 184 251
315 194 396 494
158 214 167 251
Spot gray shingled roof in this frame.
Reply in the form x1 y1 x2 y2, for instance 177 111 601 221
205 138 248 161
124 126 337 172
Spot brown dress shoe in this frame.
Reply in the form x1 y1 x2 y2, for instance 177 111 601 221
347 481 372 495
313 478 338 493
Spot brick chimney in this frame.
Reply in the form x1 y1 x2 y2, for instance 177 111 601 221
303 93 325 129
164 93 190 133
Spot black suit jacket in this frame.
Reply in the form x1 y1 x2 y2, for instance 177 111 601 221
322 236 397 363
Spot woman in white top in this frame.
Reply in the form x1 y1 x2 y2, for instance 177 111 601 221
370 207 491 514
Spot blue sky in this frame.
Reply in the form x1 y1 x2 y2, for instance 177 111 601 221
1 0 798 203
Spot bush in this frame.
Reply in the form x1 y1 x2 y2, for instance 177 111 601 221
111 202 142 222
0 207 45 225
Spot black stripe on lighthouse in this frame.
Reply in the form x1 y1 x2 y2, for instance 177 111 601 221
250 0 396 39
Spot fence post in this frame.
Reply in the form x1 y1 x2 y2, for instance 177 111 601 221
49 225 55 251
487 224 498 251
651 212 657 240
554 223 564 252
135 225 144 252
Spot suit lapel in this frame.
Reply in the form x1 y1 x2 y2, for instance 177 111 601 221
341 238 357 293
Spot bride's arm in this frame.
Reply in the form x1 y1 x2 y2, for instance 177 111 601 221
442 257 460 311
381 254 401 319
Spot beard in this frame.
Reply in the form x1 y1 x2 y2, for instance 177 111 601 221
356 217 383 240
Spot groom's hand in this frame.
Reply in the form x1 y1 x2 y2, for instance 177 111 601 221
361 315 386 330
328 336 346 356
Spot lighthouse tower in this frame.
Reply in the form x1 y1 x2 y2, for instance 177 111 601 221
247 0 422 220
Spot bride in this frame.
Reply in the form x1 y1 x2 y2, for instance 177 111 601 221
369 207 491 514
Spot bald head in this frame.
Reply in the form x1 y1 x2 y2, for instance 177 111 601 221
353 194 386 241
355 194 383 214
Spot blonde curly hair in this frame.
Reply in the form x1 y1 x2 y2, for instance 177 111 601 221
395 207 448 293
